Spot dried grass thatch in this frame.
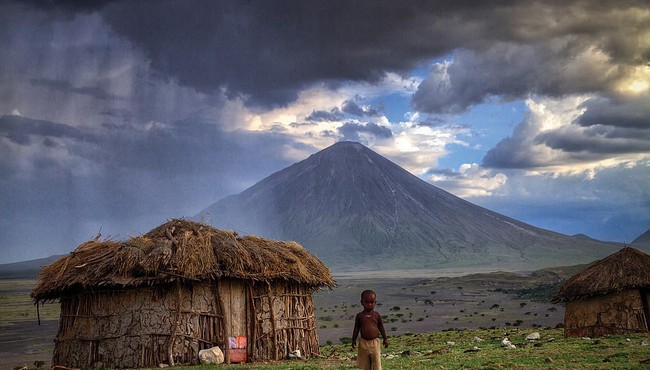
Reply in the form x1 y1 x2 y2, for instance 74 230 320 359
32 219 335 302
553 247 650 302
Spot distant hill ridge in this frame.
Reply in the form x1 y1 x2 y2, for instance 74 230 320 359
632 229 650 247
0 254 64 279
200 141 623 271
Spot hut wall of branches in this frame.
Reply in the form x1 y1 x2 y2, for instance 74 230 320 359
563 289 649 337
553 247 650 338
32 220 335 369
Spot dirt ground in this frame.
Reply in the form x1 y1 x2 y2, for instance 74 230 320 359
0 320 58 369
313 271 565 345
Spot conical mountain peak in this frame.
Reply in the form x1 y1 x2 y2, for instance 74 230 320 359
201 142 620 271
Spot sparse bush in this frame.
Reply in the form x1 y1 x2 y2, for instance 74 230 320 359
339 337 352 344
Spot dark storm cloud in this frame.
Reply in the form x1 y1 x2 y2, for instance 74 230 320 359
306 108 344 122
338 121 393 142
306 101 382 122
17 1 647 109
31 79 122 101
412 41 628 114
341 100 365 116
17 0 114 12
31 79 121 100
483 138 546 169
536 125 650 155
577 96 650 129
105 1 650 108
0 115 95 145
101 109 133 121
342 100 381 117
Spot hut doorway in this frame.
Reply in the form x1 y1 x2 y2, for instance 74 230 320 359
221 279 248 337
218 279 249 363
641 288 650 331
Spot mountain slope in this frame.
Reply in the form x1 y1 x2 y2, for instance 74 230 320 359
200 141 621 271
0 254 65 279
632 229 650 247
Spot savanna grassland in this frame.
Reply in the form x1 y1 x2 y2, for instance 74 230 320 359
0 279 59 369
312 269 568 345
3 267 649 369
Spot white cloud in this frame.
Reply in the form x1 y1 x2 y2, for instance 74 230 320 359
484 95 650 177
429 163 508 198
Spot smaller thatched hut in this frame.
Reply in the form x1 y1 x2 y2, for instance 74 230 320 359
32 219 335 369
553 246 650 337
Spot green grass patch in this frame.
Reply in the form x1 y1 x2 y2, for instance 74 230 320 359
163 328 650 370
0 279 59 326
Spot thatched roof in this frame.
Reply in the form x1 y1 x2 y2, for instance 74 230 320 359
32 219 335 302
553 247 650 302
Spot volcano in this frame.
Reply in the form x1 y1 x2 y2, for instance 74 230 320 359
200 141 620 271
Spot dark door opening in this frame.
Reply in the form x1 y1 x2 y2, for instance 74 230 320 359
641 289 650 331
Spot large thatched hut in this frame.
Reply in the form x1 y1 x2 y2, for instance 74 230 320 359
31 219 335 368
553 246 650 337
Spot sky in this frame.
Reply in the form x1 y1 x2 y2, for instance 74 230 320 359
1 0 649 263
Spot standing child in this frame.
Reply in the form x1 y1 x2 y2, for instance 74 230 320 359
352 290 388 370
